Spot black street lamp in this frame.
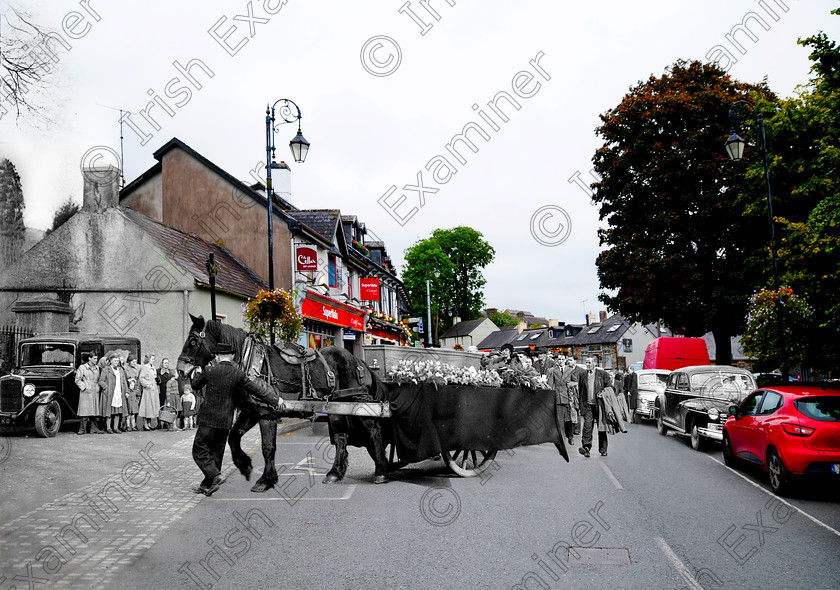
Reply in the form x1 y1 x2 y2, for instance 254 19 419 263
205 253 218 321
425 262 440 348
265 98 310 343
724 100 779 286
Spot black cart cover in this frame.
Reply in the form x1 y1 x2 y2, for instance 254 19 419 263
385 382 568 464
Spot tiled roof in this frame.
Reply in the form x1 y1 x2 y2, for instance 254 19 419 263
288 210 340 243
440 318 488 339
123 208 267 298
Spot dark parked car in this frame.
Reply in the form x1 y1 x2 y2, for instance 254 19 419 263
656 365 755 450
724 386 840 495
0 334 140 437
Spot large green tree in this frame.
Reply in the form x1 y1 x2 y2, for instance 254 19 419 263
592 60 775 365
739 13 840 373
401 227 495 344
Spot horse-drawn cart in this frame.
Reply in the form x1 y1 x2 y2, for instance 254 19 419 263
284 378 568 478
178 317 566 488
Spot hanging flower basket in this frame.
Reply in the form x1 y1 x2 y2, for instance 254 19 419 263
242 288 302 343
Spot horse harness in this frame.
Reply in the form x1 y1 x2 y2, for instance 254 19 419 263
241 335 370 401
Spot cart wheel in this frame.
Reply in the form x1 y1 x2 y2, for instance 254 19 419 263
441 449 497 477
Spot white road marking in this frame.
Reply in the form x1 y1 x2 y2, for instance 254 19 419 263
215 484 357 501
704 454 840 538
655 537 706 590
599 462 624 490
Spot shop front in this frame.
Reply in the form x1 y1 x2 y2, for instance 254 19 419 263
300 290 366 356
365 318 410 346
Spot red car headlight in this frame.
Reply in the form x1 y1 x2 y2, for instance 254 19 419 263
781 422 815 437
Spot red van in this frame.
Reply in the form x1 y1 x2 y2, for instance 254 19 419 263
643 337 710 371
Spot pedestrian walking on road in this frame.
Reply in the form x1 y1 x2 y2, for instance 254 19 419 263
625 367 639 423
547 356 579 445
138 354 160 431
189 342 280 496
577 357 613 457
74 352 102 434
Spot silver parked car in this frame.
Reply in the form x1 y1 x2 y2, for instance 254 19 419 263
633 369 671 422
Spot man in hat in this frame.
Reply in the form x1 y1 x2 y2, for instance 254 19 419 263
189 342 283 496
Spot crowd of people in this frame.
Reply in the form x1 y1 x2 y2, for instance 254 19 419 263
74 351 197 435
484 345 639 457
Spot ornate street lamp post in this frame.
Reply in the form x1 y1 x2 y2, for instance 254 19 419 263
724 100 779 286
265 99 310 344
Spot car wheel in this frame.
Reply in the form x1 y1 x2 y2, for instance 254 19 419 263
34 400 62 438
767 449 792 496
722 433 736 468
690 422 705 451
656 410 668 436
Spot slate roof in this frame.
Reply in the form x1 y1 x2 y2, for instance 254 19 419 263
288 210 340 244
123 208 267 298
440 318 489 340
572 314 629 345
475 326 520 350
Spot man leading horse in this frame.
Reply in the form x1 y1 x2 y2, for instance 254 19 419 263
189 341 282 496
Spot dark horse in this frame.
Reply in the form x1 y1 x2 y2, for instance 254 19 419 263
176 315 391 491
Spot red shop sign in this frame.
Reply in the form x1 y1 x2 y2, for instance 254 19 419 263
301 297 364 331
360 278 380 300
296 246 318 271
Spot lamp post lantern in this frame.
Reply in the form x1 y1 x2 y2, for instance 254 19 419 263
724 100 779 286
265 98 310 344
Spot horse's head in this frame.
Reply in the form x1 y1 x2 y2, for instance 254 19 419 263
177 314 218 376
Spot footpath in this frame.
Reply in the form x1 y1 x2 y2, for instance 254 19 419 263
0 418 309 590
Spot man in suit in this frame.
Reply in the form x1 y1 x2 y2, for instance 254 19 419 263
577 356 613 457
624 367 639 423
190 342 282 496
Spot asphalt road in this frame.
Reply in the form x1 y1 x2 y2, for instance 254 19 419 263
1 418 838 590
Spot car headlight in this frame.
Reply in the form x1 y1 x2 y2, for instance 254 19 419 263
23 384 36 397
708 407 720 421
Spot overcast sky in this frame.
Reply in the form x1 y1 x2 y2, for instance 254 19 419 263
2 0 837 324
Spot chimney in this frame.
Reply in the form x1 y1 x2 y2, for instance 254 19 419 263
273 161 292 203
453 316 461 325
517 320 526 334
599 311 608 323
585 312 598 326
548 318 559 328
82 165 121 211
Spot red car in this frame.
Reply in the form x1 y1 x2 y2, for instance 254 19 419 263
723 386 840 495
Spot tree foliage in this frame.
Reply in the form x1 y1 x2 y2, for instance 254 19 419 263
46 198 80 235
742 287 812 376
740 12 840 372
0 158 25 268
592 60 775 365
401 227 495 343
486 309 517 327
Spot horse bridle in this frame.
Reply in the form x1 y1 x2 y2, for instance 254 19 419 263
179 329 212 369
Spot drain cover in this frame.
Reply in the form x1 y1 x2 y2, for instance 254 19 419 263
569 547 631 565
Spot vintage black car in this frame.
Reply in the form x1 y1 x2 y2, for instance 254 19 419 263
0 334 140 437
656 365 756 450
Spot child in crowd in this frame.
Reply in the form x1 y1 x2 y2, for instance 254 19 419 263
181 381 196 429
